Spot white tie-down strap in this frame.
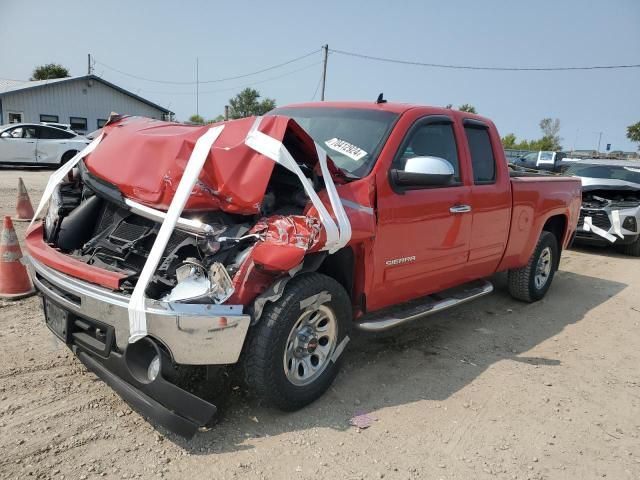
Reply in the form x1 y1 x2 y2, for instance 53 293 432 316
611 210 624 239
128 126 225 342
244 117 351 253
314 143 351 250
583 216 617 243
29 134 104 229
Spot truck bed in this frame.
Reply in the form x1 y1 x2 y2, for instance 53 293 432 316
497 175 582 272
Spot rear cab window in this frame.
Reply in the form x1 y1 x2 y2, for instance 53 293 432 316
464 120 496 184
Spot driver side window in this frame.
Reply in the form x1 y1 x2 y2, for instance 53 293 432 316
395 122 460 182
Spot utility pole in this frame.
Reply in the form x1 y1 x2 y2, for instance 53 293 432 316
224 105 229 121
196 57 199 117
596 131 603 152
320 44 328 101
87 53 93 75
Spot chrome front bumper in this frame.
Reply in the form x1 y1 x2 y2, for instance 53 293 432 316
25 255 251 365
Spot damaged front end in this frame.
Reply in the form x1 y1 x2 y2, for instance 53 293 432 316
25 113 359 437
576 186 640 245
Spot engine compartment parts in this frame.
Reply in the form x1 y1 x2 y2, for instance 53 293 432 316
162 259 234 304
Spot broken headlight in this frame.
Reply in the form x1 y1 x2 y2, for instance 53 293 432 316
43 185 62 243
622 216 637 232
162 259 234 304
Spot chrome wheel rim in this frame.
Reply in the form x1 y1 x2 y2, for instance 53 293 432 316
534 246 552 289
283 304 337 386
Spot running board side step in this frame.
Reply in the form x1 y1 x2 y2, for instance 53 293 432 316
355 279 494 332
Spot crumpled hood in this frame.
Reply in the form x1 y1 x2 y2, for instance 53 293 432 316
579 176 640 192
83 115 343 214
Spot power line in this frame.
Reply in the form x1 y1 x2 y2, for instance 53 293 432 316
94 48 320 85
329 48 640 71
121 60 324 96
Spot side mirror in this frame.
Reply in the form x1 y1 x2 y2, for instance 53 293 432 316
391 156 454 188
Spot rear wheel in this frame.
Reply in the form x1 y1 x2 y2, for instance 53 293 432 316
243 273 351 411
60 150 77 165
508 231 559 302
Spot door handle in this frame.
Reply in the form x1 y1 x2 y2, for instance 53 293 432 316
449 205 472 214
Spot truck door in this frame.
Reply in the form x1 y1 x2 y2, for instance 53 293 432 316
370 115 472 311
462 119 511 278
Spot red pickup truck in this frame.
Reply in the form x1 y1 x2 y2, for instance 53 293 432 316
25 102 581 437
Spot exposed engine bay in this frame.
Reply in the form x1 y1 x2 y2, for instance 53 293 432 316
582 189 640 209
42 160 320 304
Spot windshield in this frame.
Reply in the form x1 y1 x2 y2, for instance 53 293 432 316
270 107 399 177
565 164 640 184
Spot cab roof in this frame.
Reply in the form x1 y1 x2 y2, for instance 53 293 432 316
279 101 493 124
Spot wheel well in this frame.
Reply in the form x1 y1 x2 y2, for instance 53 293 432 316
316 247 354 299
542 215 567 266
62 150 78 161
542 215 567 245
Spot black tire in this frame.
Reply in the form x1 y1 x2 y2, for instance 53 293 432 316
617 236 640 257
243 273 351 411
508 231 559 303
60 150 77 165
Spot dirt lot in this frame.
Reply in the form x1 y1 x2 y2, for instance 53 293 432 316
0 168 639 480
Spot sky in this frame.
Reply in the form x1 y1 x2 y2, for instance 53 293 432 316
1 0 639 151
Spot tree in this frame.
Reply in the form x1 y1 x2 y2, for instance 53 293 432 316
31 63 70 81
207 115 225 124
228 88 276 119
501 133 518 149
188 114 205 124
539 118 562 150
627 121 640 150
501 118 563 151
458 104 477 113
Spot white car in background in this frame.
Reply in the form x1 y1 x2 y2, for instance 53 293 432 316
0 123 90 166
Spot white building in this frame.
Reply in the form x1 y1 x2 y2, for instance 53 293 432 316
0 75 172 133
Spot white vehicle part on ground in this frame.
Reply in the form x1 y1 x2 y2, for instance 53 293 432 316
29 134 104 228
583 216 617 243
244 117 351 253
127 125 225 343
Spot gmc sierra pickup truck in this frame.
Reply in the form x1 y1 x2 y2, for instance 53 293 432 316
25 102 581 437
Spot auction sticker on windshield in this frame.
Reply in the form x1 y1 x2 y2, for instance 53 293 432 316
325 138 367 161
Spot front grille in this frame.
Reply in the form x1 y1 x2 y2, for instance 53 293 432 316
579 209 611 230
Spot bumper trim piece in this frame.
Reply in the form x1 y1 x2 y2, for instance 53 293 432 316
26 255 251 365
76 349 215 438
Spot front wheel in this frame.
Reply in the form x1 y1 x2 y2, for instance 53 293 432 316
616 236 640 257
243 273 351 411
508 231 559 302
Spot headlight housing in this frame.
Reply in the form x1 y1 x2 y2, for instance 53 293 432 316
44 185 62 243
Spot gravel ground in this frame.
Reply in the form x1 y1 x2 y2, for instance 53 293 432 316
0 168 639 480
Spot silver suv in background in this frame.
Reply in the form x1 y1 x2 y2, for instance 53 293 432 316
566 160 640 256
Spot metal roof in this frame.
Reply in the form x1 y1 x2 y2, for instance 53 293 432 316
0 75 173 114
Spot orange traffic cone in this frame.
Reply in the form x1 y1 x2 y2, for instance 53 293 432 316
0 216 35 300
14 178 35 222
